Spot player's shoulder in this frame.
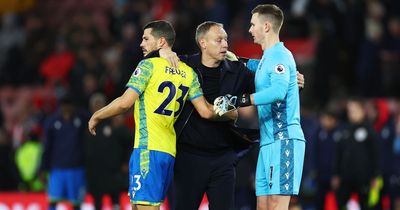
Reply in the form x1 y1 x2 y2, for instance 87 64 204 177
136 58 157 69
177 60 192 70
141 57 167 65
271 47 291 57
269 48 294 64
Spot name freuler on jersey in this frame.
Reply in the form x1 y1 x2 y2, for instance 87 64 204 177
165 66 186 78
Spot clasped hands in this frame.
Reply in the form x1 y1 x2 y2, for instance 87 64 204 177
213 94 251 116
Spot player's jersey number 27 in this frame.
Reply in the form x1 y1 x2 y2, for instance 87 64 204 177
154 81 189 117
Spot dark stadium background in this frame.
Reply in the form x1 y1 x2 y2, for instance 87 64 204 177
0 0 399 209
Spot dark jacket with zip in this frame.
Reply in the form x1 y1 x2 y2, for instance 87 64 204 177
174 53 257 156
334 121 380 184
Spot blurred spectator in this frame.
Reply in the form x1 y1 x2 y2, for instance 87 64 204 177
39 37 75 88
356 18 384 97
308 20 339 107
0 13 26 85
15 127 44 191
307 0 342 107
339 0 365 91
381 16 400 97
85 93 131 210
69 47 104 108
101 44 127 99
66 12 101 52
390 112 400 210
22 13 54 85
39 94 89 210
0 128 20 191
332 98 380 210
314 106 342 210
299 107 319 207
365 99 396 209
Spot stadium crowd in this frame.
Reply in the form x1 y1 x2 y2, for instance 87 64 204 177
0 0 400 209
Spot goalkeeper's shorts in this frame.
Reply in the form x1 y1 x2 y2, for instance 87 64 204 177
128 148 174 206
255 139 305 196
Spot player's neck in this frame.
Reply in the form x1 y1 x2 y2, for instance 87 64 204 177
201 53 221 68
261 35 280 51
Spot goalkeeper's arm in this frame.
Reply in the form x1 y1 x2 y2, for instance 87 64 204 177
225 51 305 90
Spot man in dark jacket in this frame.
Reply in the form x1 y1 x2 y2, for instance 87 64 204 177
173 22 255 210
314 107 342 210
85 93 131 210
40 94 89 210
332 98 380 210
160 21 304 210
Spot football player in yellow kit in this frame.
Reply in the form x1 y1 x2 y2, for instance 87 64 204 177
88 20 217 210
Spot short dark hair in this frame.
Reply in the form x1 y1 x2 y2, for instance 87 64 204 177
251 4 284 33
195 21 223 47
143 20 175 46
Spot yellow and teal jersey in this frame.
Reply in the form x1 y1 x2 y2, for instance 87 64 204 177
126 57 203 157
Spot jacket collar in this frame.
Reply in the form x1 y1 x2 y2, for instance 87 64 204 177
192 52 234 74
143 50 159 59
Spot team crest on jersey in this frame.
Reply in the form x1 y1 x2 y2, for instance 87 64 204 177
133 67 141 77
274 64 285 74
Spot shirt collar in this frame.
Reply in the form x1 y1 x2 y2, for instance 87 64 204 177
263 42 283 55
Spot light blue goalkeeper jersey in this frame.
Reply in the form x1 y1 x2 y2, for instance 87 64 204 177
247 42 305 146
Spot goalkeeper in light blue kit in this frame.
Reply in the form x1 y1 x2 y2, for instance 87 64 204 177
214 4 305 210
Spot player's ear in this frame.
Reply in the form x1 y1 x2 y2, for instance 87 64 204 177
199 38 206 50
264 21 271 33
158 37 167 48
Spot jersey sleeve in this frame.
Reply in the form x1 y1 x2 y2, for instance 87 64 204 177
126 59 154 95
246 59 260 72
188 73 203 101
253 55 290 105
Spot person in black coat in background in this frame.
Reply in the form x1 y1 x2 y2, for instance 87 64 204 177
85 93 131 210
314 107 342 210
40 94 89 210
332 97 380 210
0 127 20 191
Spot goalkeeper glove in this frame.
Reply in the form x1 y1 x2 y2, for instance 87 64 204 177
213 93 251 116
225 51 238 61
